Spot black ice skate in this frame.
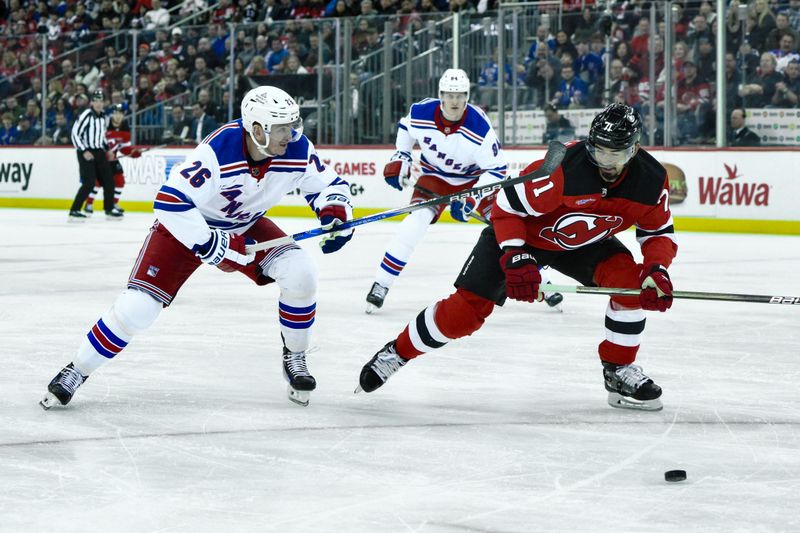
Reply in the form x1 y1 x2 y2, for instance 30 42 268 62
356 341 408 393
365 282 389 314
543 282 564 311
68 210 89 223
282 348 316 406
602 362 662 411
40 363 88 410
106 207 124 220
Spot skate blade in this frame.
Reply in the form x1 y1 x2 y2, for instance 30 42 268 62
287 386 310 407
547 302 564 313
40 392 59 410
607 392 663 411
67 218 87 224
354 384 364 394
365 303 378 315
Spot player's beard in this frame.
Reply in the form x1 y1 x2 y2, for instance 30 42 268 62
599 166 621 183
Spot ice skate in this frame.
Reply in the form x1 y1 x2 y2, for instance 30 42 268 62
83 204 94 216
602 362 662 411
40 363 88 410
356 341 408 393
68 210 89 223
365 282 389 314
282 348 316 406
106 207 124 220
543 282 564 311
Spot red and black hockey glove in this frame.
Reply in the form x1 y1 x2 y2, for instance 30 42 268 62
639 263 673 312
120 146 142 158
500 248 543 303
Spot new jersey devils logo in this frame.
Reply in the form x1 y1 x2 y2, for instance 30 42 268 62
540 213 624 249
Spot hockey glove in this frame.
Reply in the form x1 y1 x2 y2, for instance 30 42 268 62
120 146 142 158
196 229 256 272
500 249 543 303
318 198 354 254
383 151 412 191
450 196 477 223
639 263 673 312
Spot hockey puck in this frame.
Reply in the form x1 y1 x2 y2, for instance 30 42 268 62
664 470 687 482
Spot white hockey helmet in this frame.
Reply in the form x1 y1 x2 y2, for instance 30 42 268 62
241 86 303 155
438 68 470 100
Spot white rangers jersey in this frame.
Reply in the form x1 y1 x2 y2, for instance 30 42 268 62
396 98 507 187
154 119 351 252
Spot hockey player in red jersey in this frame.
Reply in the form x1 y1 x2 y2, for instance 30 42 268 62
84 104 140 215
357 103 676 411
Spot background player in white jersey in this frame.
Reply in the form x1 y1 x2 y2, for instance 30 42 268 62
365 68 561 313
41 86 354 409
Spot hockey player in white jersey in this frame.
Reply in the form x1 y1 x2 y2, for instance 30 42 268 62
41 86 354 409
365 68 562 312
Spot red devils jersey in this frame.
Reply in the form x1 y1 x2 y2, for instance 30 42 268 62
106 120 132 157
493 141 678 268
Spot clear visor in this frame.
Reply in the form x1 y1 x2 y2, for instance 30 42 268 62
586 143 636 170
267 117 303 142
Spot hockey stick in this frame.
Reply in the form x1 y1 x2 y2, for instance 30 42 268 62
542 285 800 305
245 141 567 254
118 143 168 159
413 183 491 224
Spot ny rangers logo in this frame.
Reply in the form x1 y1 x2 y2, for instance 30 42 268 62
540 213 623 249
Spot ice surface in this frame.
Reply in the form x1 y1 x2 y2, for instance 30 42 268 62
1 209 799 533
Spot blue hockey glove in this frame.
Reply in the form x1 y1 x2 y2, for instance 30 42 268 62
450 196 477 223
318 204 353 254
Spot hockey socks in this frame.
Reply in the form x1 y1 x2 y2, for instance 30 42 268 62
74 289 162 375
396 288 494 359
373 208 434 289
599 301 645 366
278 300 316 353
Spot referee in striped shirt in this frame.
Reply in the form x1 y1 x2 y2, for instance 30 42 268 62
69 89 121 220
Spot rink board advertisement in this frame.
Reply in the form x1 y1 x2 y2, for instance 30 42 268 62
0 146 798 234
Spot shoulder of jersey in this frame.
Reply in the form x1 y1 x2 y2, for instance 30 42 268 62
409 98 440 119
624 147 667 205
462 103 491 138
202 120 245 166
560 141 666 205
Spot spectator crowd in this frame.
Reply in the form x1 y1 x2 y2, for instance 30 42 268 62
0 0 798 146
